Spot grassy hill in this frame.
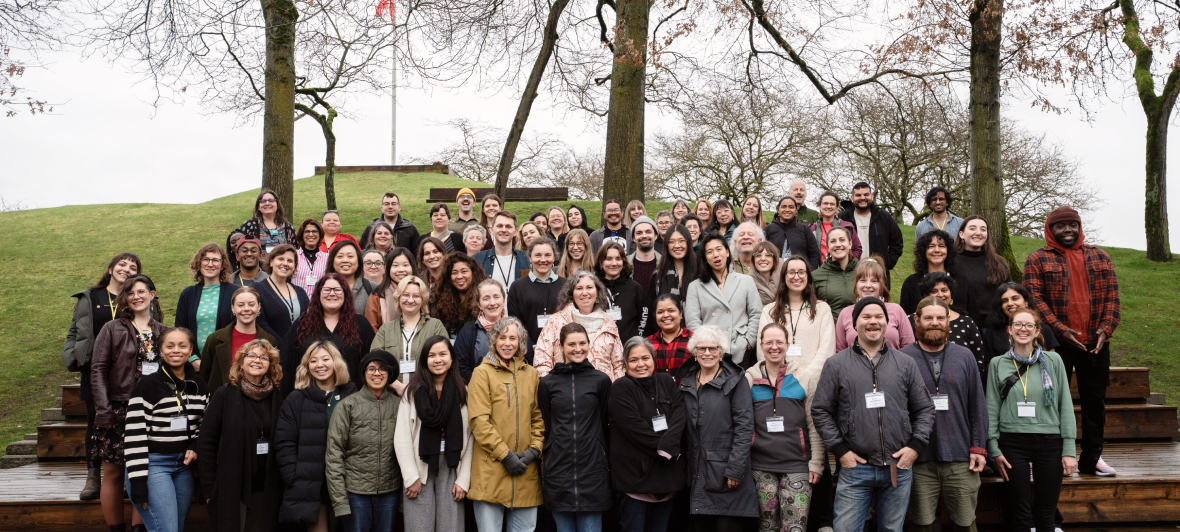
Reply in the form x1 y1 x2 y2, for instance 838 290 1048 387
0 171 1177 455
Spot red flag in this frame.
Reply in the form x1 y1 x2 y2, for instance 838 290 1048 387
376 0 393 19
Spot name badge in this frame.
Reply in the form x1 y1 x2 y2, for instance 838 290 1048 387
142 362 159 375
266 245 276 254
305 274 318 286
786 344 803 357
1017 402 1036 417
537 315 549 328
607 307 623 321
170 417 188 430
256 439 269 455
652 415 668 432
865 391 886 409
440 439 446 453
931 395 949 411
766 416 785 433
400 360 417 374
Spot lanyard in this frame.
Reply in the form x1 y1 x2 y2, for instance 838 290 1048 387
786 305 804 343
530 276 556 315
759 362 783 417
932 215 948 231
161 369 186 414
920 347 946 395
106 290 118 320
494 254 516 286
269 278 296 321
401 320 418 360
1013 359 1030 401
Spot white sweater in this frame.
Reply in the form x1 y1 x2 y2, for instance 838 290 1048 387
393 393 474 491
755 300 837 377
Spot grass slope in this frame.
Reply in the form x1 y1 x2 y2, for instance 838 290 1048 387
0 171 1176 456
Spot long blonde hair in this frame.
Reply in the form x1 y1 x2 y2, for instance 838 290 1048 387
294 341 351 390
556 229 596 278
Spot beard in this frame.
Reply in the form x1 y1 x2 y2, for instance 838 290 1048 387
916 323 949 346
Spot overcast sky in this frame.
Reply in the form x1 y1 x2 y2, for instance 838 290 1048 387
3 48 1179 252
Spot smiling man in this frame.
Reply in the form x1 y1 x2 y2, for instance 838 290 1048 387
839 182 904 284
359 192 421 251
473 211 532 289
1023 206 1120 477
449 187 480 233
790 180 819 225
589 199 632 254
627 216 662 294
914 186 963 242
231 236 269 287
811 296 935 532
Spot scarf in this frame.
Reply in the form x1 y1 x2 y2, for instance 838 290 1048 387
1045 225 1091 342
380 284 402 325
414 378 463 476
571 307 608 335
751 262 782 305
240 376 274 401
1006 346 1055 408
477 310 503 331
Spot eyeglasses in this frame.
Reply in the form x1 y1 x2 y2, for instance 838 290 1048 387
400 294 422 300
1011 322 1037 331
365 366 388 374
303 229 320 234
321 287 345 295
363 261 384 267
201 258 223 265
568 242 585 248
753 252 775 259
458 194 474 200
242 353 269 361
259 199 277 204
382 201 399 207
322 210 338 214
695 346 721 354
786 270 808 278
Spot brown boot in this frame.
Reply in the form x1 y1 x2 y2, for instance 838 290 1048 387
79 466 101 500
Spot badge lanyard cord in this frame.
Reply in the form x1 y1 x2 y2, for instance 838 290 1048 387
1013 358 1030 402
921 347 946 396
760 362 782 418
161 369 190 438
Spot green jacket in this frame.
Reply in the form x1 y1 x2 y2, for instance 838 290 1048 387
812 256 859 322
371 316 449 383
985 351 1076 458
325 387 402 516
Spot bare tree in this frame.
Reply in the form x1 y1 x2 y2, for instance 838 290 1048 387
2 0 64 116
648 86 825 205
417 119 562 185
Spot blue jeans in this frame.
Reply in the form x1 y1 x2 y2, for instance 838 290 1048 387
616 494 674 532
552 511 601 532
347 491 398 532
472 500 538 532
123 453 194 532
833 463 912 532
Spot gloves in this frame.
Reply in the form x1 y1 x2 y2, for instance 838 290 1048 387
501 451 528 476
518 447 540 467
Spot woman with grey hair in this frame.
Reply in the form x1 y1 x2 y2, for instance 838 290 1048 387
532 270 624 380
679 324 758 529
462 224 487 258
686 232 763 368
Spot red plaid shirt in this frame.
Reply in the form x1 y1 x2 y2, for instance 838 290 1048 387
647 328 693 376
1023 244 1120 342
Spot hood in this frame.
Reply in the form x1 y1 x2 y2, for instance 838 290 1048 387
551 358 596 375
1044 218 1085 253
299 381 358 403
481 351 529 373
678 358 745 395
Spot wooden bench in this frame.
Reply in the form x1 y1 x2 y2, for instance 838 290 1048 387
426 187 569 203
313 163 450 175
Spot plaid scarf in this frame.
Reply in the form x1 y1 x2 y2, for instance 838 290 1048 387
1006 346 1055 408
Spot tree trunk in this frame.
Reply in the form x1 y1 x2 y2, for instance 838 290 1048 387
968 0 1021 279
1120 0 1176 261
296 100 338 210
261 0 298 215
494 0 573 198
602 0 649 204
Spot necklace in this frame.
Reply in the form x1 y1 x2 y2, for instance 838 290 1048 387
269 278 296 321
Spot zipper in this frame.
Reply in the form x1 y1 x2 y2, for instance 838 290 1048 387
572 372 579 511
511 361 520 509
870 355 886 466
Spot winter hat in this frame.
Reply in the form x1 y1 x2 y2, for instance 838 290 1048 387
852 296 889 325
632 215 658 234
1045 206 1081 228
359 350 400 380
456 188 476 202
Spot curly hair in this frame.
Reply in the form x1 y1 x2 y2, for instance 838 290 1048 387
488 316 529 359
295 273 361 347
556 270 610 313
189 243 233 283
433 253 487 333
912 230 957 276
228 338 283 387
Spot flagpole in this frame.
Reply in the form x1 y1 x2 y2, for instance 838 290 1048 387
390 4 397 165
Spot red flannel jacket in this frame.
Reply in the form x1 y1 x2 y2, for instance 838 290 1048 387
646 328 693 376
1022 244 1120 342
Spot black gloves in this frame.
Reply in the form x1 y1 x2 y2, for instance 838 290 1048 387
501 450 528 476
518 447 540 466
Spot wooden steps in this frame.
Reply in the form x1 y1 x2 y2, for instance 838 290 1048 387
1084 404 1178 440
59 385 85 417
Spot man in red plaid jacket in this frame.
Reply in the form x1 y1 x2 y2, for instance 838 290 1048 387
1023 206 1120 477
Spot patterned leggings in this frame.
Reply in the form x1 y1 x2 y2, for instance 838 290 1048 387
752 470 812 532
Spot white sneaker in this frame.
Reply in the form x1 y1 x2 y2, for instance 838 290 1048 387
1095 457 1117 476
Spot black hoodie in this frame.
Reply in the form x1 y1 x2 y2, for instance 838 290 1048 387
764 217 822 270
599 275 651 340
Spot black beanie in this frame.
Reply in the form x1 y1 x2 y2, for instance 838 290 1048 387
359 350 400 380
852 297 889 325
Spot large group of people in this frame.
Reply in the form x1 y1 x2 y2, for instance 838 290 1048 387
61 181 1121 532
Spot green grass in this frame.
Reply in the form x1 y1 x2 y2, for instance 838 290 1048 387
0 171 1175 456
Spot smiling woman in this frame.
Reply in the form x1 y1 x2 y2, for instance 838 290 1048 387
506 237 566 359
175 243 239 357
199 286 280 389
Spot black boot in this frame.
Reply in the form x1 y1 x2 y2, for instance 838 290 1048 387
79 466 101 500
130 525 147 532
108 525 126 532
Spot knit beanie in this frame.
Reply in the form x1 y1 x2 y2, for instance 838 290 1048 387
1045 206 1081 228
852 296 889 325
456 188 476 202
632 215 658 235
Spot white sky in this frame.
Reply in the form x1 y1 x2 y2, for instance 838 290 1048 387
2 48 1179 252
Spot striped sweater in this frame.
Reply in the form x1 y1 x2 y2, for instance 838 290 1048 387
125 363 209 502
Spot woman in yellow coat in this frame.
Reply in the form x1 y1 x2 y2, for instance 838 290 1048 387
467 316 545 531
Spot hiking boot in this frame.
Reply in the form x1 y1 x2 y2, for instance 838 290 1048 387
79 466 101 500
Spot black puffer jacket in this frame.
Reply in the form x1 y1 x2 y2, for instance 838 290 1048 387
599 275 651 340
538 360 613 513
764 217 822 270
274 382 360 524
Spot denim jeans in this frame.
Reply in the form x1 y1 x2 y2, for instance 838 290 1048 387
551 511 602 532
833 463 912 532
472 500 538 532
122 453 194 532
347 491 398 532
616 494 674 532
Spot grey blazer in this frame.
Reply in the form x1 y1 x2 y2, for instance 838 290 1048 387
684 272 762 364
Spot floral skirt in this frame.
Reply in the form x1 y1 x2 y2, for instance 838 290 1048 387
91 401 128 464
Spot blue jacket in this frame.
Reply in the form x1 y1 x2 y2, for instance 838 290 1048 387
472 248 531 285
453 319 491 382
